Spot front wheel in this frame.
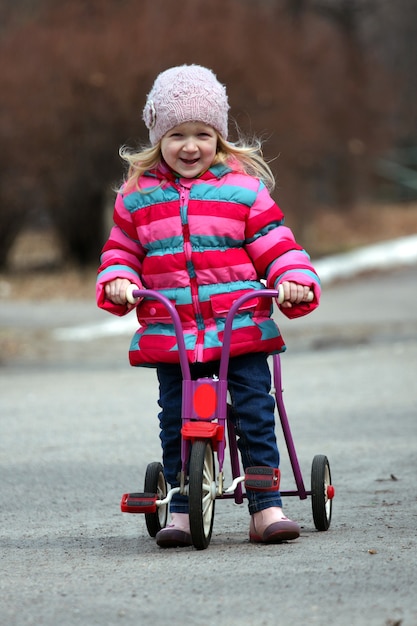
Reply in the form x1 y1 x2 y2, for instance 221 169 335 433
144 462 168 537
311 455 333 531
189 441 216 550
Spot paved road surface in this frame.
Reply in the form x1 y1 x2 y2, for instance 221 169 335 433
1 267 416 625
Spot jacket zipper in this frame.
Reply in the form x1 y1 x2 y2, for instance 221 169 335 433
179 183 205 362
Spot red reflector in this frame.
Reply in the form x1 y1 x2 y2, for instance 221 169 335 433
327 485 335 499
193 383 217 418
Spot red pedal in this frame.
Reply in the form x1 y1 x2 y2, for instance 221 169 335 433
244 467 281 491
120 492 157 514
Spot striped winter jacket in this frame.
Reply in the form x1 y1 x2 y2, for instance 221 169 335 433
96 162 321 366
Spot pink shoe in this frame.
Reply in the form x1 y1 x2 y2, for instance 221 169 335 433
155 513 192 548
249 509 300 544
156 526 192 548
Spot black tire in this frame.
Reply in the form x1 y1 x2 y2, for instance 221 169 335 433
311 454 332 531
144 462 168 537
189 441 216 550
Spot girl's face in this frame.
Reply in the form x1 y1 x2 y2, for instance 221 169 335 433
160 122 218 178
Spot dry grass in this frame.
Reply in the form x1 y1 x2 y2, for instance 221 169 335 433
304 202 417 256
0 229 96 301
1 202 416 301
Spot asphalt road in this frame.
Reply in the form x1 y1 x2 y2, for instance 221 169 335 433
1 267 416 626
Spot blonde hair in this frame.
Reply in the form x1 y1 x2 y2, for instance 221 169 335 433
119 131 276 193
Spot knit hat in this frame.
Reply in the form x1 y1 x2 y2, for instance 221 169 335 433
142 64 229 146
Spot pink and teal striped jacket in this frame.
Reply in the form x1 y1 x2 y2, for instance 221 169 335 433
96 162 321 366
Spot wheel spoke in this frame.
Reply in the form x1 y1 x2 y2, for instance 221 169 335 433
202 501 212 519
203 465 212 483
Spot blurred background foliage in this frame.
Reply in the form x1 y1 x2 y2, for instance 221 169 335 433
1 0 416 269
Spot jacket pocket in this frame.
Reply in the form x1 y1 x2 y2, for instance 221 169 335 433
137 299 175 324
210 291 258 318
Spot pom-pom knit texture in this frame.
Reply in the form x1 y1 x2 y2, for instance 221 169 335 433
143 65 230 145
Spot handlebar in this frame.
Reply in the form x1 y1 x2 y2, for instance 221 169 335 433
126 283 313 307
125 284 313 380
127 283 287 306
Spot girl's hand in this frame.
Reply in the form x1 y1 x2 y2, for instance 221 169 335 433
104 278 133 305
279 281 314 309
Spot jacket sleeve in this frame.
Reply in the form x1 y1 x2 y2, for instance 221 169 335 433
244 182 321 319
96 192 146 316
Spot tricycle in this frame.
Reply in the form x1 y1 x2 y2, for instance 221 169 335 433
120 285 334 550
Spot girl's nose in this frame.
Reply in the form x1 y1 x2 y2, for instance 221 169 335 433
183 137 198 151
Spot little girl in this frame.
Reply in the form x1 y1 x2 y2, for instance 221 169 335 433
97 64 321 548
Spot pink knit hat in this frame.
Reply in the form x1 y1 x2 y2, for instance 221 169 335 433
142 65 229 146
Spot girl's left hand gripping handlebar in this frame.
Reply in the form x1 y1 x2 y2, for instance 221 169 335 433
276 284 314 305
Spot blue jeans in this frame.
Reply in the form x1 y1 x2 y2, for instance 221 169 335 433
156 353 282 515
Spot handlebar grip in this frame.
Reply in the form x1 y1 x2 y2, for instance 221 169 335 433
277 284 285 304
126 284 140 304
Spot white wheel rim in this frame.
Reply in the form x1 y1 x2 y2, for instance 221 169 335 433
324 464 332 518
201 446 215 535
157 472 167 526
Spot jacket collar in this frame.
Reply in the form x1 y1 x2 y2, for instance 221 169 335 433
147 160 233 183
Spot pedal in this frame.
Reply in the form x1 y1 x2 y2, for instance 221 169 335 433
120 492 157 514
244 467 281 491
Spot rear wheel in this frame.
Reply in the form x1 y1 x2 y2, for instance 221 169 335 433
189 441 216 550
311 455 333 531
144 462 168 537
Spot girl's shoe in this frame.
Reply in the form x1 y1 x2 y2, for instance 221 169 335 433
155 513 192 548
249 507 300 544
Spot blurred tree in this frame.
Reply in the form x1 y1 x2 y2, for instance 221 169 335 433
0 0 414 267
364 0 417 145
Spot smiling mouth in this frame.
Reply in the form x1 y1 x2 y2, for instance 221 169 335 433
181 158 199 165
